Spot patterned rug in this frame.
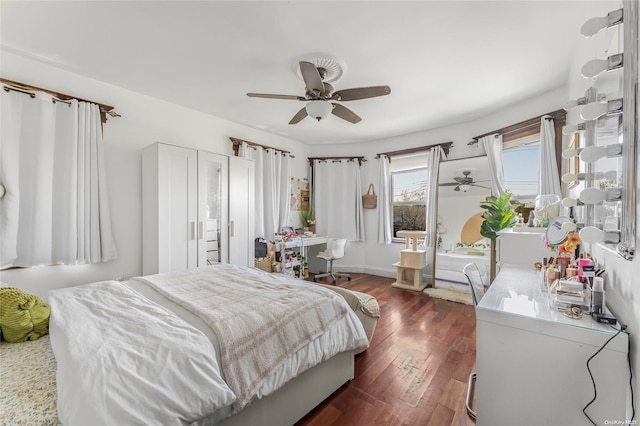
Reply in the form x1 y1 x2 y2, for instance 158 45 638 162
423 287 473 306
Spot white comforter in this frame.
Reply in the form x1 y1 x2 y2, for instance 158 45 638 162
49 281 235 426
49 266 368 425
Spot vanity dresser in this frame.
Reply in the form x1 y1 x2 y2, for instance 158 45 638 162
475 264 629 425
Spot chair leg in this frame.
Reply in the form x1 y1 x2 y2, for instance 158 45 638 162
313 260 334 283
313 260 349 285
465 372 477 420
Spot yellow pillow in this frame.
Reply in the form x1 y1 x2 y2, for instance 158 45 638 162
0 287 50 343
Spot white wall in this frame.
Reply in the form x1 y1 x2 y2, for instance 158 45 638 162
0 51 311 298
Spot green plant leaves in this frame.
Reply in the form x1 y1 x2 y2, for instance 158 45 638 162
480 193 516 241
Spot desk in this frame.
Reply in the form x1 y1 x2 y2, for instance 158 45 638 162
476 264 629 426
282 237 328 275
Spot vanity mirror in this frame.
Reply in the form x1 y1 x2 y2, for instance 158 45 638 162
546 216 574 245
563 0 637 260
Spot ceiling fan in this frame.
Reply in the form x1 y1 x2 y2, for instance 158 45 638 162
247 61 391 124
439 170 491 192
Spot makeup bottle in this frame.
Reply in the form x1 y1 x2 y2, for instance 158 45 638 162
591 277 604 314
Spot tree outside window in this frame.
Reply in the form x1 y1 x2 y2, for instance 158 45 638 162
391 168 427 237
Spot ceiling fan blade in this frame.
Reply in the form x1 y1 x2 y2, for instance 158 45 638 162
331 103 361 123
299 61 324 93
247 93 306 101
472 184 492 190
288 107 308 125
332 85 391 101
454 185 461 192
453 177 465 183
439 182 459 187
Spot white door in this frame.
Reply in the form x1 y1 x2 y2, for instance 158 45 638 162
157 144 198 272
228 156 255 266
198 151 229 266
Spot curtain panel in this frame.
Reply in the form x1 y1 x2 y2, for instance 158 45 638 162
424 146 442 248
376 155 392 244
0 90 117 267
480 134 507 196
538 116 562 197
313 159 365 241
241 143 290 239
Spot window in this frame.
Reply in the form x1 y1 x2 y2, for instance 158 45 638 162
503 141 540 201
391 167 427 237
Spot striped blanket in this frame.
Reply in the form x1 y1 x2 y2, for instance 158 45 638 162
135 265 349 411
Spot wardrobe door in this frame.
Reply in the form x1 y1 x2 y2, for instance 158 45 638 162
142 143 197 275
228 156 255 266
197 151 228 266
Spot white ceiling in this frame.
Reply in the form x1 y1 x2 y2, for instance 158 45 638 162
0 1 617 145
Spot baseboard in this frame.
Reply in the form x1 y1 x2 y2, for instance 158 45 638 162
363 266 396 278
326 264 432 283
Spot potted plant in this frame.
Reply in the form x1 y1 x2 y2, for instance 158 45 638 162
480 192 517 282
300 208 315 232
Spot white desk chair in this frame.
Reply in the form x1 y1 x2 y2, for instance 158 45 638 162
463 262 488 420
312 238 351 284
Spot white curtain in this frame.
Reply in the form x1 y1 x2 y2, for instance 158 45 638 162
0 90 117 267
538 116 562 197
313 159 365 241
480 134 507 196
424 147 443 248
377 155 392 244
241 143 290 239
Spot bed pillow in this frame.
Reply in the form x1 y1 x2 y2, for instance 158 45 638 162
0 287 50 343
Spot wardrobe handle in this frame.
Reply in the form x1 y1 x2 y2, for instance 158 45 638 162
229 220 235 238
198 221 204 240
190 221 196 240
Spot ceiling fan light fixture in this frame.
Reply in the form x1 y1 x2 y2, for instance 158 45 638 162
305 100 333 121
459 184 471 192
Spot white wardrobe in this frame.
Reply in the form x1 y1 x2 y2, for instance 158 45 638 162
142 142 254 275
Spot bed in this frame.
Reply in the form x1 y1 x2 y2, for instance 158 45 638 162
434 248 490 285
1 264 379 426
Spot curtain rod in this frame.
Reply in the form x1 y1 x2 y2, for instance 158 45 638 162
229 137 294 158
308 156 366 166
375 141 453 159
468 108 566 145
0 78 120 124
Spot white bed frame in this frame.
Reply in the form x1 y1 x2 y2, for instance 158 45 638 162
220 350 354 426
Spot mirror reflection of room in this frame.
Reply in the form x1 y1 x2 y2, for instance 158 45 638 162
435 156 491 291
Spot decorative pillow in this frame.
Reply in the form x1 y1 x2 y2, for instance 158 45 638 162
0 287 50 343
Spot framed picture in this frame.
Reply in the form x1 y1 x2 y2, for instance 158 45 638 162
566 133 580 189
281 226 295 235
290 177 309 211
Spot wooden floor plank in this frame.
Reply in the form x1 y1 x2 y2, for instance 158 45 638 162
296 273 477 426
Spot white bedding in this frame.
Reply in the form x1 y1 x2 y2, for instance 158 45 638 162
48 281 235 426
49 265 368 425
435 251 490 284
134 265 361 412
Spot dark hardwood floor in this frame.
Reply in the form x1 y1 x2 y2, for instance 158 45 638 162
296 273 477 426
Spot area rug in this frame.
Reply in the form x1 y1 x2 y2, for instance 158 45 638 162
423 287 473 306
